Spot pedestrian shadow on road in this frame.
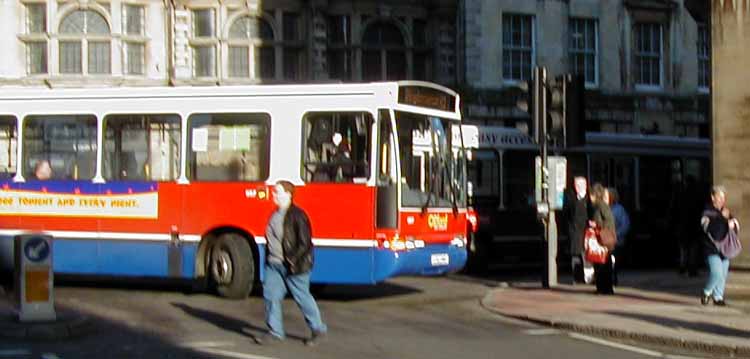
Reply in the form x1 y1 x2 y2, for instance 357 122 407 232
604 311 750 339
171 303 305 342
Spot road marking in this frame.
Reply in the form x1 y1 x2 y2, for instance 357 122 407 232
192 347 279 359
40 354 62 359
0 349 30 357
522 328 561 336
568 333 663 357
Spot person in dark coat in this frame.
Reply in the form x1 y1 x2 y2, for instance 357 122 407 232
258 180 327 346
700 185 739 306
676 176 705 277
590 183 616 294
564 176 592 283
608 187 629 285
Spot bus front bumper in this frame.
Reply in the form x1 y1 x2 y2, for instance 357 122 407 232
372 243 468 281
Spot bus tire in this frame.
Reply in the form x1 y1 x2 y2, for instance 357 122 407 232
209 233 255 299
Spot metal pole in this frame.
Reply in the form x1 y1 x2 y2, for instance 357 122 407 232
538 67 558 288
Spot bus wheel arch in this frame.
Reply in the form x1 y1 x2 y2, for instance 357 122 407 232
195 228 259 299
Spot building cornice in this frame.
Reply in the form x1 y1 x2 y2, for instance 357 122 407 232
624 0 678 12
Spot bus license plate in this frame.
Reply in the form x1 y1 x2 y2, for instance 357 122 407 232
431 253 449 266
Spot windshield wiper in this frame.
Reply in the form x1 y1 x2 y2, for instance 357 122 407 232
421 156 435 215
447 160 459 216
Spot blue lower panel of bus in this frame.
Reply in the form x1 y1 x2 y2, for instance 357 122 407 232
258 244 467 284
2 235 465 284
52 240 198 278
369 244 468 281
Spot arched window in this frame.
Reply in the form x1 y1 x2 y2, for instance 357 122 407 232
58 9 111 74
362 21 406 81
227 16 275 79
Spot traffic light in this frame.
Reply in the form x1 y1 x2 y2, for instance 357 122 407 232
515 78 536 143
514 67 546 144
546 75 567 146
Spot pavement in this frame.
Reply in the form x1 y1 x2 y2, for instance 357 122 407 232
481 269 750 358
0 286 92 340
1 269 750 358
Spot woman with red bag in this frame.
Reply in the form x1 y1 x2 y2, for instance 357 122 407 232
589 183 616 294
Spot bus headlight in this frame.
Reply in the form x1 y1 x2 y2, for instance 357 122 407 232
451 236 466 248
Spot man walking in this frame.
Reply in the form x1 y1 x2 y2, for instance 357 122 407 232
257 180 327 346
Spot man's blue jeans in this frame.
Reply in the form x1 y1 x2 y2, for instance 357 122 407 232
704 254 730 300
263 261 327 338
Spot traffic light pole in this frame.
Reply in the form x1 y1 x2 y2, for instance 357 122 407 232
536 67 558 288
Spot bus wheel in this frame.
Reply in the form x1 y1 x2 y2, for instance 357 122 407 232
209 233 255 299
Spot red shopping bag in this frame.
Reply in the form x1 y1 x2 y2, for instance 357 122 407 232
584 227 608 264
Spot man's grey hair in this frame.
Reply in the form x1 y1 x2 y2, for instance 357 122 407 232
711 185 727 196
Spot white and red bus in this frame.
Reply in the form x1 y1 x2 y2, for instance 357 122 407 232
0 81 476 298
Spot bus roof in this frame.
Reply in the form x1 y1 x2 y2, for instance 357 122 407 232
0 81 458 101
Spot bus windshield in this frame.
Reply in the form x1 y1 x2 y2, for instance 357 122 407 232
396 111 466 209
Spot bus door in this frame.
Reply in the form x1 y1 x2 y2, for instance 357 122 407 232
300 111 376 283
98 114 183 277
376 109 398 229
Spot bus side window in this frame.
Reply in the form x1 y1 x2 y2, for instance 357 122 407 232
23 115 97 181
187 113 271 182
103 114 181 181
302 112 373 183
0 116 17 179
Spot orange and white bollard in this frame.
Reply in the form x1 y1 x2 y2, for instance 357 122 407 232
14 234 56 322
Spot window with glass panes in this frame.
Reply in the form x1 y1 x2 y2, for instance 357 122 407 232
697 23 709 90
227 16 275 79
327 15 352 80
362 22 406 81
502 14 534 82
413 19 432 81
282 12 304 81
25 3 47 74
123 4 146 75
634 23 662 87
0 116 17 179
569 18 598 86
191 9 217 77
58 9 111 74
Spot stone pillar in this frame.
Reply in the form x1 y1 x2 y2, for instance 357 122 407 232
309 1 328 81
463 0 482 85
712 0 750 268
173 8 191 80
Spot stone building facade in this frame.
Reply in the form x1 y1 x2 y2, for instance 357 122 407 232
461 0 716 266
461 0 710 139
0 0 458 87
701 0 750 268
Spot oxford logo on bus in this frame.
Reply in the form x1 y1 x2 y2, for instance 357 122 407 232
427 213 449 231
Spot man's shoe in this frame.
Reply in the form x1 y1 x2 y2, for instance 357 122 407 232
254 332 284 345
701 293 711 305
713 298 727 306
304 330 327 346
